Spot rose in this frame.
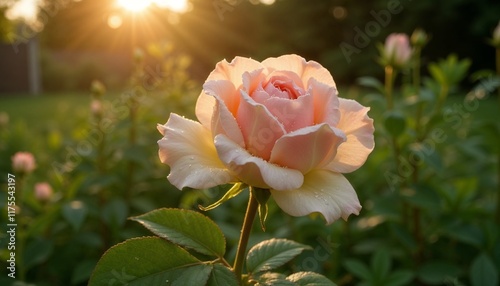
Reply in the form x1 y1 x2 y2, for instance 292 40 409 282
158 54 374 224
34 182 53 202
382 33 412 68
11 152 36 174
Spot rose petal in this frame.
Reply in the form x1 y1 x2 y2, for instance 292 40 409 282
195 91 216 129
207 57 264 87
236 91 285 161
270 169 361 224
270 124 346 173
308 78 340 127
326 98 375 173
265 70 306 92
157 114 234 189
211 97 245 147
264 92 314 132
203 80 240 115
262 54 336 88
215 134 303 191
242 68 266 94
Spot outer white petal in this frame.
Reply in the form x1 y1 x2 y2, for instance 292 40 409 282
157 114 234 189
271 169 361 224
214 134 303 191
326 98 375 173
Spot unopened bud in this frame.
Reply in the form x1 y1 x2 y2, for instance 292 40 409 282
90 80 106 97
411 28 428 47
11 152 36 174
34 182 53 202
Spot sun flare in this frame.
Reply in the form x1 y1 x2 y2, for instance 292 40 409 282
117 0 150 12
117 0 189 13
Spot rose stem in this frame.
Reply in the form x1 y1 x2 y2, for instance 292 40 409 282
413 46 424 138
496 48 500 224
233 187 259 284
385 65 394 110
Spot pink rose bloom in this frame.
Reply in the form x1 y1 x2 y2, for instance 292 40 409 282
384 33 412 67
11 152 36 174
90 99 102 116
34 182 53 202
158 54 374 224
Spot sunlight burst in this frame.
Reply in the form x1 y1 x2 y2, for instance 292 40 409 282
117 0 189 13
117 0 150 12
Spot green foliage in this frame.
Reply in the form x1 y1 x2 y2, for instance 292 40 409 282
89 237 205 285
344 249 413 286
383 111 406 137
470 253 499 286
246 239 312 274
428 54 472 87
131 208 226 257
89 209 331 286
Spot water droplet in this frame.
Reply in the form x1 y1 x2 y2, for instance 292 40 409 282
134 257 139 260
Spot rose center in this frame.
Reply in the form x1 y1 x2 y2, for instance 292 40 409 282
264 76 304 100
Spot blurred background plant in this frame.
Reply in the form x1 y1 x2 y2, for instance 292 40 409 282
1 0 500 285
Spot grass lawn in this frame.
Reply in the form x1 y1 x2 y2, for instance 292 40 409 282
1 92 89 123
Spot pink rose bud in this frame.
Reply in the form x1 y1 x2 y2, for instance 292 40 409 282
11 152 36 174
384 33 412 67
90 99 102 116
34 182 53 202
158 55 375 224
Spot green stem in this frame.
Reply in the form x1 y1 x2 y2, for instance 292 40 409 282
413 207 423 266
385 66 395 110
496 150 500 224
496 48 500 224
496 48 500 108
233 188 258 284
413 47 424 136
